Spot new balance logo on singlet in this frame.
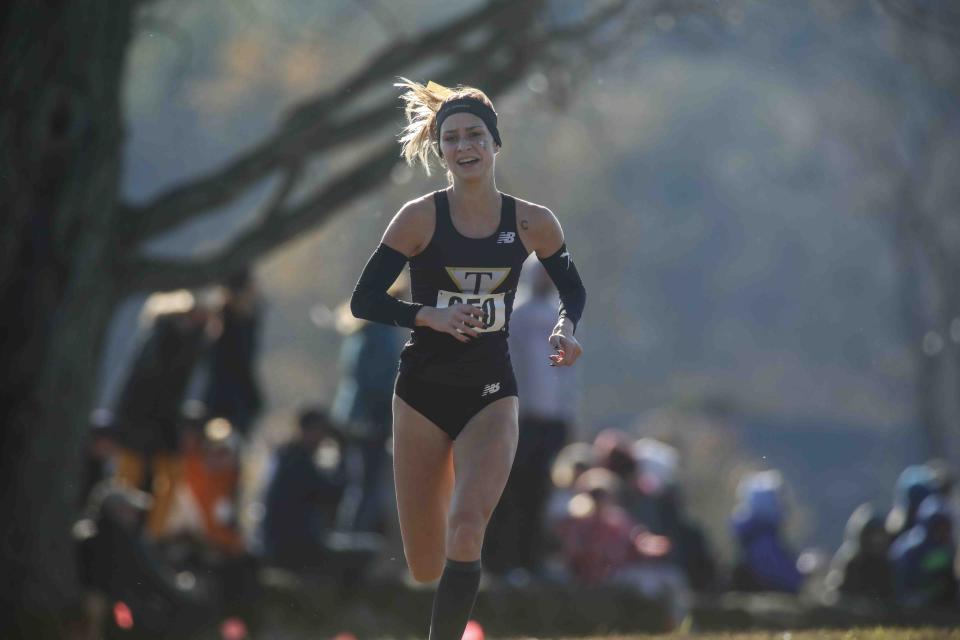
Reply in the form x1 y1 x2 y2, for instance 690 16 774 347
481 382 501 397
497 232 516 244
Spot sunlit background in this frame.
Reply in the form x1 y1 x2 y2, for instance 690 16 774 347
7 0 959 637
100 0 960 559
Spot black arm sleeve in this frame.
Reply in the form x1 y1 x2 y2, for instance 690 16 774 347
538 243 586 332
350 243 423 329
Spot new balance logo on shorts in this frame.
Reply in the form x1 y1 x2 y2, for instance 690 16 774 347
481 382 501 397
496 232 516 244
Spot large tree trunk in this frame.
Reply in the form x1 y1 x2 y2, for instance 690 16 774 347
0 3 132 637
942 284 960 461
890 202 946 458
918 234 960 461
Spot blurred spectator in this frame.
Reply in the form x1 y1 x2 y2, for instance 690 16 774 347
730 470 804 593
593 431 666 540
926 458 960 545
331 276 406 534
114 290 220 537
592 429 644 517
168 417 245 555
658 484 718 593
165 415 260 632
204 269 264 438
555 468 688 626
153 410 261 635
81 409 120 506
544 442 595 532
889 494 958 608
927 459 956 499
602 435 717 594
485 261 579 577
260 407 381 584
632 439 680 531
824 503 894 604
177 399 210 452
886 464 936 543
555 469 666 585
592 436 717 593
75 481 209 638
593 429 637 481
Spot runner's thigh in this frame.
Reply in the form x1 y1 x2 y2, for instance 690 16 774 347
450 396 519 537
393 394 454 581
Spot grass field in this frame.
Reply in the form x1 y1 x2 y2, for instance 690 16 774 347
560 630 960 640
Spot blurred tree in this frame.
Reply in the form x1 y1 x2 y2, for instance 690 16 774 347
0 0 717 636
874 0 960 458
819 0 960 458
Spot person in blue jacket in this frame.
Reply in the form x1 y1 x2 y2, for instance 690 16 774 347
730 470 804 593
886 464 936 543
889 494 958 608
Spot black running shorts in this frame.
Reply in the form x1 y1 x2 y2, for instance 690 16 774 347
394 368 518 440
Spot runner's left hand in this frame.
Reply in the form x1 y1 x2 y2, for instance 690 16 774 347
548 319 582 367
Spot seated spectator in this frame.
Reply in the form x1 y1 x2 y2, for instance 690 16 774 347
926 459 960 542
159 414 259 633
555 468 688 626
658 484 718 594
632 438 680 530
730 470 804 593
593 430 655 526
617 437 718 593
886 464 936 543
260 407 381 584
544 442 595 533
890 494 958 608
927 459 956 500
593 429 637 482
171 417 245 555
81 409 120 507
825 503 894 605
555 468 642 587
75 481 209 638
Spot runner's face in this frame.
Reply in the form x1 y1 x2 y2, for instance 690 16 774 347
440 113 496 180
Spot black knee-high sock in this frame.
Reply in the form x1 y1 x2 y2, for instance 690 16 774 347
428 558 482 640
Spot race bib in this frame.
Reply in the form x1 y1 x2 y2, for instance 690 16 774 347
438 267 512 333
436 290 506 333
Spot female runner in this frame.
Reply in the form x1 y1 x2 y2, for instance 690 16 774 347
350 79 586 640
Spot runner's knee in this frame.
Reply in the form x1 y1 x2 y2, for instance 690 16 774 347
407 552 444 583
446 511 489 559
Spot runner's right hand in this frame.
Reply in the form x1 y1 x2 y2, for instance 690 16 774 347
415 304 485 342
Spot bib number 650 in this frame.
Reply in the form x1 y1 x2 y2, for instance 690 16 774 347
436 290 505 333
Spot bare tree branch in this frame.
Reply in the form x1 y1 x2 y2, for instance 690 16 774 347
119 13 543 292
121 141 399 293
124 0 534 244
120 0 717 293
262 162 303 221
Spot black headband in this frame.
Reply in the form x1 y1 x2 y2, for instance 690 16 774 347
435 97 502 155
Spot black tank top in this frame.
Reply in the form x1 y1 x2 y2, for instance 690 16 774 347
400 189 529 385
